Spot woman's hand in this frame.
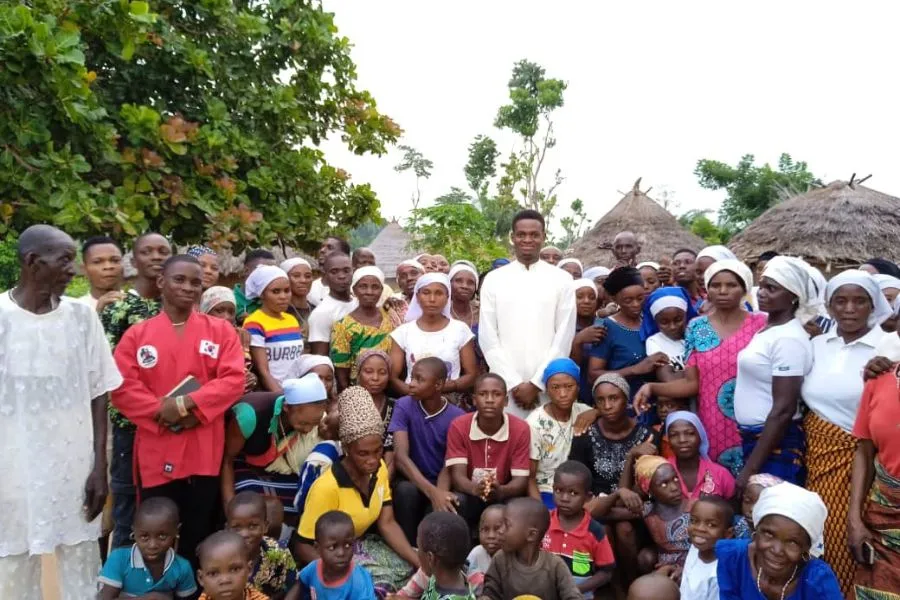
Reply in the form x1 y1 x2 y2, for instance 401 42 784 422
635 352 669 375
848 517 877 564
863 356 893 381
629 441 658 461
575 324 607 345
574 409 600 436
633 384 654 415
616 488 643 515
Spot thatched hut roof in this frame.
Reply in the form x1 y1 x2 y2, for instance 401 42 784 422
728 176 900 272
568 179 706 266
369 219 419 279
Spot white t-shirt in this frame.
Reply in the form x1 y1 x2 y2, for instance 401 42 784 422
307 295 358 343
390 319 474 382
466 545 492 578
645 332 686 371
75 293 98 310
734 318 812 426
874 331 900 361
802 326 884 433
680 546 718 600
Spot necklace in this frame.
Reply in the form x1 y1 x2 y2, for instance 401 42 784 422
757 563 798 600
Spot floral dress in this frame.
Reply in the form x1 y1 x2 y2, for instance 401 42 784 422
684 313 766 475
250 536 298 597
330 311 396 383
643 502 691 566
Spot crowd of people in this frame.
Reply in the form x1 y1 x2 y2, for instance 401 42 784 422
2 209 899 600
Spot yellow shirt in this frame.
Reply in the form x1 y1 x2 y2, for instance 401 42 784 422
298 459 392 541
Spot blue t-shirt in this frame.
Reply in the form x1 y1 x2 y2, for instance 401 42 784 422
99 545 196 597
298 560 376 600
388 396 465 482
715 539 843 599
588 317 648 399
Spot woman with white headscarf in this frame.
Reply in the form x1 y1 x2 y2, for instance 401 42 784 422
449 263 485 396
389 273 478 398
280 257 314 338
716 482 842 598
242 265 304 392
799 270 890 593
557 257 583 279
733 256 815 488
329 266 400 392
873 273 900 333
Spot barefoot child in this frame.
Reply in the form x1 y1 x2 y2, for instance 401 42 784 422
542 461 615 598
293 511 376 599
416 512 476 599
197 530 270 600
634 455 690 572
480 498 582 600
678 495 733 600
98 497 197 599
226 491 297 599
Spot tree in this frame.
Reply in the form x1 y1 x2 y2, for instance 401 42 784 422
406 203 507 272
556 199 590 250
394 144 433 220
695 153 821 235
434 187 472 205
678 209 727 244
494 60 566 219
0 1 399 250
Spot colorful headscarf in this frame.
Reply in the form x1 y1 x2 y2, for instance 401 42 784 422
640 286 695 341
747 473 783 489
449 263 479 287
635 455 669 495
187 245 216 258
356 349 391 376
752 482 827 558
337 386 384 446
664 411 709 458
603 266 644 296
826 270 893 328
280 257 311 274
583 266 611 281
404 272 451 322
200 286 236 314
542 357 581 386
592 372 630 397
351 265 385 288
762 256 823 323
245 265 289 300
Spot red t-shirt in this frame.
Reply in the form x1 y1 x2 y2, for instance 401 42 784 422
542 509 615 578
444 412 531 485
853 372 900 478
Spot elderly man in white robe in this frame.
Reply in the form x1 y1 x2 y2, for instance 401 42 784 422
479 210 576 419
0 225 122 599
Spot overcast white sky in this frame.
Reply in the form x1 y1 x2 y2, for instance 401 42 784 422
321 0 900 231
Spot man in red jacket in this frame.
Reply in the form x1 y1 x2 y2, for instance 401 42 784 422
112 255 244 566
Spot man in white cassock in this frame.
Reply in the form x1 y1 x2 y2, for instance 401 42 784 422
478 209 576 419
0 225 122 599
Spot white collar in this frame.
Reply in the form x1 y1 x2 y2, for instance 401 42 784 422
823 325 884 349
418 398 450 420
130 544 176 574
469 414 510 442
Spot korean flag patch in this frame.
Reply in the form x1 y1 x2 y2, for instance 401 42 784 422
199 339 220 359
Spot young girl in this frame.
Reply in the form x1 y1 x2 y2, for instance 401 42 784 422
202 285 258 392
243 265 304 392
357 349 396 475
634 455 690 573
527 357 591 509
570 279 605 406
640 286 695 378
733 473 783 539
664 411 735 504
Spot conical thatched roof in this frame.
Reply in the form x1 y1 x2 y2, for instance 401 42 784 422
568 179 706 266
729 176 900 272
369 219 419 279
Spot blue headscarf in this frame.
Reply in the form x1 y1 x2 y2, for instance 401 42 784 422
491 257 510 270
640 286 697 341
187 244 216 258
665 411 709 458
542 357 581 386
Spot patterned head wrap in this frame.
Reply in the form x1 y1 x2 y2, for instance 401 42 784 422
592 372 630 397
635 455 669 495
338 386 384 446
747 473 783 489
187 245 216 258
200 286 236 314
356 349 391 376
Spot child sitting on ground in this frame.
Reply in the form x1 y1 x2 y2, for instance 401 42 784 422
416 512 477 599
480 497 582 600
98 497 197 599
197 530 270 600
293 510 376 599
226 491 297 599
397 506 502 598
542 461 615 599
670 495 733 600
634 455 690 573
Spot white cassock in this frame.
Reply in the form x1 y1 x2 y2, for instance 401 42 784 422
0 293 122 599
478 260 576 419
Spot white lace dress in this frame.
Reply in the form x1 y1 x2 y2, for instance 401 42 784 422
0 292 122 556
